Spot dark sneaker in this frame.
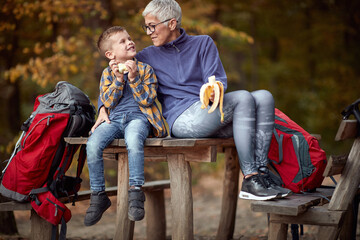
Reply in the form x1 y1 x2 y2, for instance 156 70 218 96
258 166 292 198
128 189 146 221
239 174 280 200
84 191 111 226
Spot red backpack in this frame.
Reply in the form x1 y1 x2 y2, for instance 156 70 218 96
0 81 95 239
268 108 327 193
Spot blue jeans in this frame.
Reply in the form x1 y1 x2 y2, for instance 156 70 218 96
172 90 274 176
86 112 151 192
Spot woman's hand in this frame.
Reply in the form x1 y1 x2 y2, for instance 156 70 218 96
91 106 110 133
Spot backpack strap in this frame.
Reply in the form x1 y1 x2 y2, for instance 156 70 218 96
51 217 67 240
70 144 87 206
1 131 26 179
270 127 284 164
29 186 50 205
76 144 87 179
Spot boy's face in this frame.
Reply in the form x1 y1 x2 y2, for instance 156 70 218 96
106 30 136 62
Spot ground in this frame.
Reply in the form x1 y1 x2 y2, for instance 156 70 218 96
0 173 335 240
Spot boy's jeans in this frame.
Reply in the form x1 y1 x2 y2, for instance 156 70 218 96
86 112 150 192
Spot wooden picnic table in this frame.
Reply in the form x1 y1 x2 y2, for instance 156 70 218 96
65 137 239 240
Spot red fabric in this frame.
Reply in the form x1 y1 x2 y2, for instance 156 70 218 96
31 190 71 225
268 108 327 193
1 113 70 197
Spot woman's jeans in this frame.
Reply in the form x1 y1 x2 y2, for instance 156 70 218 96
86 112 150 192
172 90 274 176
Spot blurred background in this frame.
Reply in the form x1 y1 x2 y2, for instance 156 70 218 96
0 0 359 237
1 0 360 158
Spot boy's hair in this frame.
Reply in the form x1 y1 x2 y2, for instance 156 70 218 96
97 26 125 56
142 0 182 29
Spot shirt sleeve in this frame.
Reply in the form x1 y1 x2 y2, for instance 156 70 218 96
200 36 228 91
128 63 158 107
99 67 125 109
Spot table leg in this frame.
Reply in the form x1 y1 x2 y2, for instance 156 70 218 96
268 221 288 240
30 209 53 240
216 147 240 240
167 153 194 240
114 153 134 240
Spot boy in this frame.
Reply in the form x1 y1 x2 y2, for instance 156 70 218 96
85 26 167 226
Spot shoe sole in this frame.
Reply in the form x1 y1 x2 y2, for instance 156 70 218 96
84 201 111 226
128 213 145 222
239 191 278 201
280 191 292 198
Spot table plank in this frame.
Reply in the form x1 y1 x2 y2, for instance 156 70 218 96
335 120 358 141
251 187 334 216
270 205 345 226
65 137 235 148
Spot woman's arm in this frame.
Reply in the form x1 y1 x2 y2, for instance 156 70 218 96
91 105 110 133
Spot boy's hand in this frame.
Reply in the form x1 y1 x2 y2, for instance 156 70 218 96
109 59 124 83
124 60 138 82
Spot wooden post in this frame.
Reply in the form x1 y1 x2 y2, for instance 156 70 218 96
317 226 340 240
145 190 167 240
339 204 356 240
167 153 194 240
329 138 360 210
216 147 240 240
268 221 288 240
113 153 134 240
30 209 53 240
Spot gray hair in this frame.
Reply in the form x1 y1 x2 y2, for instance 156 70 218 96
142 0 182 29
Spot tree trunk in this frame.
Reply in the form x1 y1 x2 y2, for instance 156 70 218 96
0 81 20 235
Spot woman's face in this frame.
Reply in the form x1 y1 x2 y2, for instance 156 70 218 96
144 14 177 47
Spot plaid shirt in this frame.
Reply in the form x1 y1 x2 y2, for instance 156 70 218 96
100 58 168 137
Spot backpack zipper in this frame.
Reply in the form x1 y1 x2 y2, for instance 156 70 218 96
46 197 65 217
22 115 55 148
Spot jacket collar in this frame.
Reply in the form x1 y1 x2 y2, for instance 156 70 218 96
162 28 188 51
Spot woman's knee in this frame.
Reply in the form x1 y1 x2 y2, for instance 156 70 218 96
252 90 274 107
226 90 255 106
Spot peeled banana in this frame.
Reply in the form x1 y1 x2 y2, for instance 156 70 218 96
199 75 224 122
118 63 128 74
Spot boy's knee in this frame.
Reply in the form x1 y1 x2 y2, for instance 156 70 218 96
126 140 145 152
86 138 103 158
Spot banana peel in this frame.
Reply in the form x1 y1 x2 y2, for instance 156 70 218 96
199 75 224 122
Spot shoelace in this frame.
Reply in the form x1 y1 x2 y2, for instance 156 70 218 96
261 174 277 188
252 175 267 188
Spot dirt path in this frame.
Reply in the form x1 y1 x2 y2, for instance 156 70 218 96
7 175 339 240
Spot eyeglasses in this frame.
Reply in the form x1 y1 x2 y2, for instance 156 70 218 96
142 19 172 33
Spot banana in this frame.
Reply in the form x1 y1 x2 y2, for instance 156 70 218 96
199 75 225 122
118 63 128 74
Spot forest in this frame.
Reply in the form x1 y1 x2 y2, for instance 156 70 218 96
0 0 360 236
1 0 360 158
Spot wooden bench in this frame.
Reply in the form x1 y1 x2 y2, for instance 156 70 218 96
251 119 360 240
0 179 170 240
65 137 238 240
